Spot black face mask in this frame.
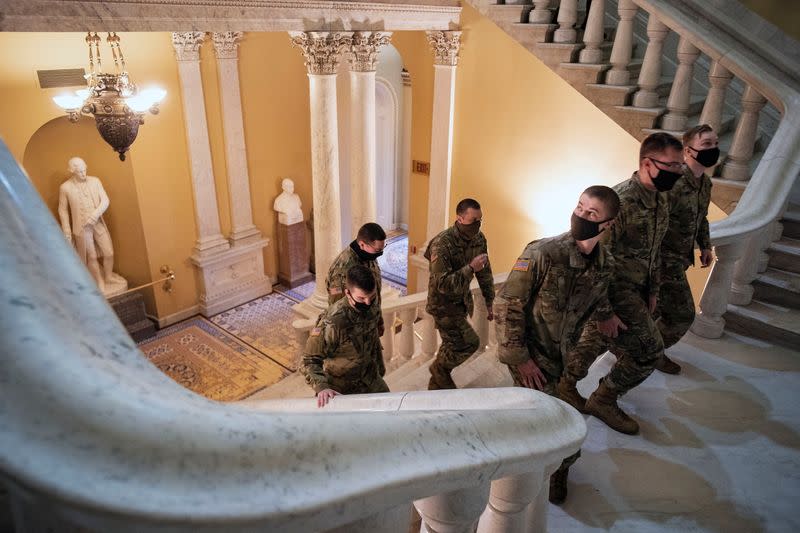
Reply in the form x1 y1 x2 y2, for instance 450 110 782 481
689 146 720 168
346 290 372 313
350 240 383 261
647 160 682 192
570 213 610 241
456 220 481 239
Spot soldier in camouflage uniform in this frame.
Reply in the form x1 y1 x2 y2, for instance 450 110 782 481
495 185 620 504
302 264 388 407
425 198 495 390
655 125 717 374
578 133 685 435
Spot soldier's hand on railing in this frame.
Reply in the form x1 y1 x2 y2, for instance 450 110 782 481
700 248 714 268
317 389 340 408
515 358 546 391
469 253 488 273
598 314 628 338
486 304 494 321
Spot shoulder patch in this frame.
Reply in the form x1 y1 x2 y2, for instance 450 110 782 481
512 258 530 272
328 287 342 295
310 327 321 337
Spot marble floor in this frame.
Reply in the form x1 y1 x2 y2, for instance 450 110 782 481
551 330 800 532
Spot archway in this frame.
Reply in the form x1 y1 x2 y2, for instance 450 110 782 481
375 78 400 231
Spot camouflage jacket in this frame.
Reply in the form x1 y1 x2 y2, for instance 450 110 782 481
425 225 495 317
606 172 670 297
325 242 382 305
495 232 614 366
661 167 712 268
301 298 385 394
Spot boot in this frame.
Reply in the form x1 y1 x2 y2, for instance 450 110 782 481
655 354 681 375
585 381 639 435
548 467 569 505
428 362 456 390
556 375 588 413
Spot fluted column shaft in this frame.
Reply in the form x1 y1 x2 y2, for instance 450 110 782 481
212 31 261 245
722 85 767 181
553 0 578 43
606 0 638 86
578 0 605 64
172 32 229 257
632 15 669 108
425 31 461 240
291 31 351 309
699 60 733 133
348 32 391 231
661 36 701 131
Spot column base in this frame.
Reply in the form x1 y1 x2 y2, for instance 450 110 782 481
228 226 264 247
729 282 754 306
193 234 231 258
690 312 725 338
191 238 271 317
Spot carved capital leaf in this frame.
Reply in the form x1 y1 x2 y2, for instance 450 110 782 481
212 31 244 59
348 31 392 72
172 31 206 61
289 31 353 75
426 30 462 66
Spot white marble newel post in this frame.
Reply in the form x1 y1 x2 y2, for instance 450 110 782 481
348 32 391 231
722 85 767 181
212 31 262 245
172 32 229 257
291 31 351 313
632 14 669 108
661 36 701 131
425 30 461 241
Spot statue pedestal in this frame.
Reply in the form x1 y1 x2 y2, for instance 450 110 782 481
277 221 313 288
108 291 156 342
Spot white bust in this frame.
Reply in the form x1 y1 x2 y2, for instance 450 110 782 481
273 178 304 225
58 157 127 297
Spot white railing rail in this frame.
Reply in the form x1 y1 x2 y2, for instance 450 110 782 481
0 142 582 532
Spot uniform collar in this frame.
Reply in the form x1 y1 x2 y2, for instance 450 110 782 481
681 165 706 190
631 171 659 208
565 233 606 270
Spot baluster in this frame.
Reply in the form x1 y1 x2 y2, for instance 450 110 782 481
477 471 546 533
698 61 733 133
661 36 701 131
416 484 491 533
327 503 412 533
578 0 605 64
721 85 767 181
381 311 396 361
292 318 314 347
472 288 490 354
730 226 773 306
690 240 746 338
553 0 578 43
420 308 438 357
605 0 638 86
632 14 669 108
398 307 417 360
530 0 554 24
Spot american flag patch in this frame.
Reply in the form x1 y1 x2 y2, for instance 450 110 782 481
329 287 342 295
310 327 321 337
512 258 530 272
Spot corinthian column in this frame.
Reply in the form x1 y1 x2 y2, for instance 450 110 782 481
347 31 391 232
172 32 229 257
290 31 352 314
425 30 461 240
212 31 262 245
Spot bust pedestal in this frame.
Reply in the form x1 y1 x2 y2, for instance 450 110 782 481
277 221 313 288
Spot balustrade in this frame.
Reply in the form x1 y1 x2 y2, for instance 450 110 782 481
529 0 554 24
578 0 605 64
606 0 638 86
722 85 768 181
661 35 700 131
553 0 578 43
698 61 733 133
632 14 669 108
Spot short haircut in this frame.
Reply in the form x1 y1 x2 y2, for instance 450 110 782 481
346 264 377 293
683 124 714 146
456 198 481 215
639 132 683 161
357 223 386 243
583 185 621 219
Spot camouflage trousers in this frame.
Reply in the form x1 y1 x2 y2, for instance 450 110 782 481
507 361 580 473
570 283 664 395
656 263 695 350
432 313 480 371
329 375 390 395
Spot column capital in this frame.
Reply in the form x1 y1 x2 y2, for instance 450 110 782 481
172 31 206 61
348 31 392 72
426 30 462 66
212 31 244 60
289 31 353 75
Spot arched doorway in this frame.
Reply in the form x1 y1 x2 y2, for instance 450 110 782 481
375 78 400 231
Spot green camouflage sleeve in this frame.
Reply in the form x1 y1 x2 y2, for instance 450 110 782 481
475 238 495 307
495 250 547 366
429 239 474 297
697 210 711 251
325 263 347 305
301 321 339 393
593 248 615 321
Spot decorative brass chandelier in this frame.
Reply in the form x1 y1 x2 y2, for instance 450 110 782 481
53 32 166 161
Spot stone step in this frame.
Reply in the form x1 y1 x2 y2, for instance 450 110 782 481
752 267 800 310
767 237 800 274
384 353 434 387
508 22 558 48
486 3 532 25
389 345 505 392
781 205 800 240
724 299 800 350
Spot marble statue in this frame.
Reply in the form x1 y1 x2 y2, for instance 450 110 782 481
273 178 304 225
58 157 127 297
